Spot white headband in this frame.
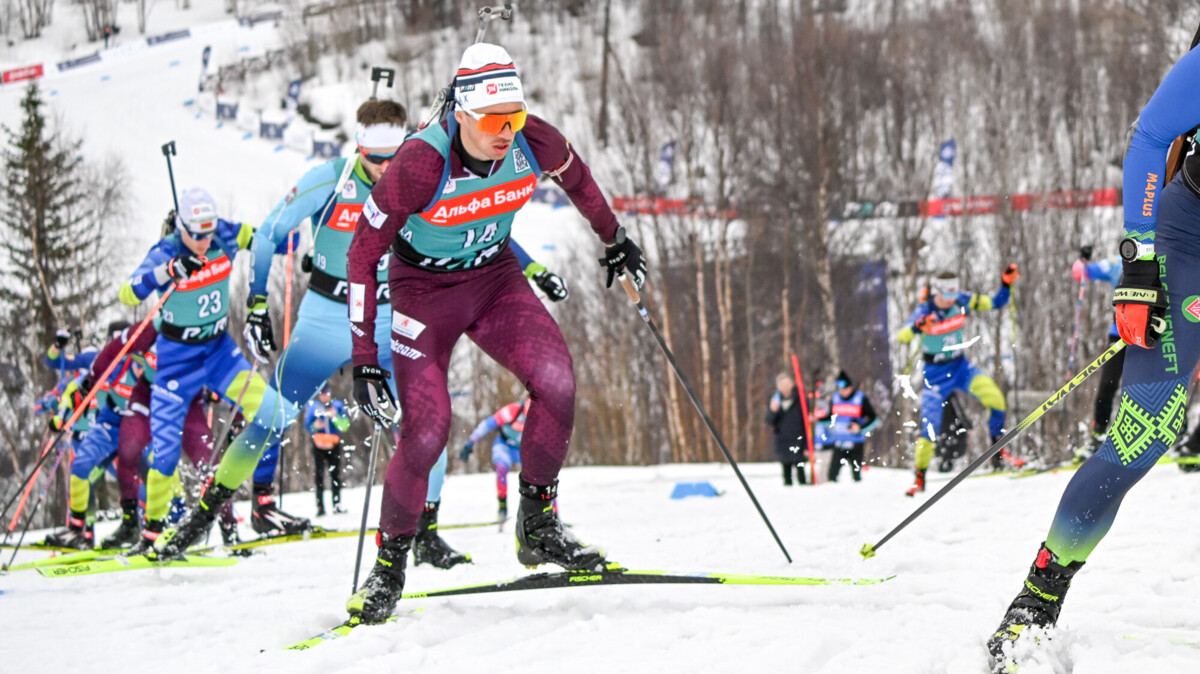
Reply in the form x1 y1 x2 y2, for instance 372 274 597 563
931 276 960 295
355 123 407 149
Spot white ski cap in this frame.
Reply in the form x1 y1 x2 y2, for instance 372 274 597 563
176 187 218 237
453 43 524 111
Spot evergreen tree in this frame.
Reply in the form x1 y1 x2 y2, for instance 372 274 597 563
0 81 126 523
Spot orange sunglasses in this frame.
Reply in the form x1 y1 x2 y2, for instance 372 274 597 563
461 106 527 134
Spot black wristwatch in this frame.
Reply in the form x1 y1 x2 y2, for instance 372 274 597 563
1119 238 1154 263
606 226 626 247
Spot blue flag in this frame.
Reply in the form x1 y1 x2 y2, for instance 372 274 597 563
655 140 676 194
933 139 956 199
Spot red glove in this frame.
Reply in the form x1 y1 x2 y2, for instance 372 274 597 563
1113 259 1167 348
1072 259 1087 282
1001 263 1020 286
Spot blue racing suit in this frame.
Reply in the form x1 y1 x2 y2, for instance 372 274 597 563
120 220 290 521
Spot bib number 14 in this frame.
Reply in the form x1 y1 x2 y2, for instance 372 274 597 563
462 222 498 248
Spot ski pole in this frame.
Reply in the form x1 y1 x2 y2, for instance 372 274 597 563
1008 285 1021 458
1067 273 1087 371
1 286 176 529
790 354 818 485
619 275 792 563
860 334 1132 560
210 365 259 467
3 285 175 549
351 425 384 593
4 443 71 569
162 141 182 215
275 231 298 508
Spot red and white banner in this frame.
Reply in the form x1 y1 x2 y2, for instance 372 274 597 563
2 64 44 84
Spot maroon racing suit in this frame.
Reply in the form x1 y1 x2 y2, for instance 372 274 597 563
347 114 619 536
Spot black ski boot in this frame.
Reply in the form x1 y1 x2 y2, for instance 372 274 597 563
413 501 470 569
154 480 236 559
251 483 311 535
347 532 413 623
44 512 93 550
498 495 508 520
987 543 1084 672
129 519 166 556
515 479 606 571
219 516 241 546
100 499 141 549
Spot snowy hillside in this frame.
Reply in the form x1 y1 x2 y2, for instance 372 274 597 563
3 5 1200 674
5 462 1200 673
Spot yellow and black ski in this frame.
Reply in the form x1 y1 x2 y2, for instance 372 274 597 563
283 565 895 650
35 553 237 577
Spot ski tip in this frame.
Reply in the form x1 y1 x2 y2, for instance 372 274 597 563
859 543 876 560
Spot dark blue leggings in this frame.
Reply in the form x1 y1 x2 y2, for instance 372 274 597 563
1046 176 1200 563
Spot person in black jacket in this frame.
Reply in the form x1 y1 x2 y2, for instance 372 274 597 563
765 372 809 485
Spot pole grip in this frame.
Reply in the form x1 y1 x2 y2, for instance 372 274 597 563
619 274 640 304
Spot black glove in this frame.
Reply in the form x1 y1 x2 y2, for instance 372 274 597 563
531 268 569 302
598 226 647 290
1079 245 1093 262
53 329 70 349
242 295 276 364
1114 259 1168 348
166 254 206 283
352 364 398 427
459 441 474 462
300 253 313 273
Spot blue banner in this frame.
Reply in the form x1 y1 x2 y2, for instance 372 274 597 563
312 140 342 158
260 122 285 139
56 53 100 72
147 29 190 46
531 186 571 208
216 102 239 120
239 11 283 28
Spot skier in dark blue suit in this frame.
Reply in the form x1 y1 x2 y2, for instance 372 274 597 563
989 44 1200 671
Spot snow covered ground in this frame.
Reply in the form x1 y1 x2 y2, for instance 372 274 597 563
4 461 1200 673
1 8 1199 674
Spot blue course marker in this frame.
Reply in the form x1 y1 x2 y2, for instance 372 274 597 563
273 146 285 152
100 75 110 82
169 60 180 67
242 133 253 141
182 99 195 106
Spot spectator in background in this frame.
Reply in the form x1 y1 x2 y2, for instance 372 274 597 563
305 385 349 516
824 370 878 482
765 372 809 486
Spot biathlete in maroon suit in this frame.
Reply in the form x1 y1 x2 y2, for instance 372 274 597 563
344 43 647 623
